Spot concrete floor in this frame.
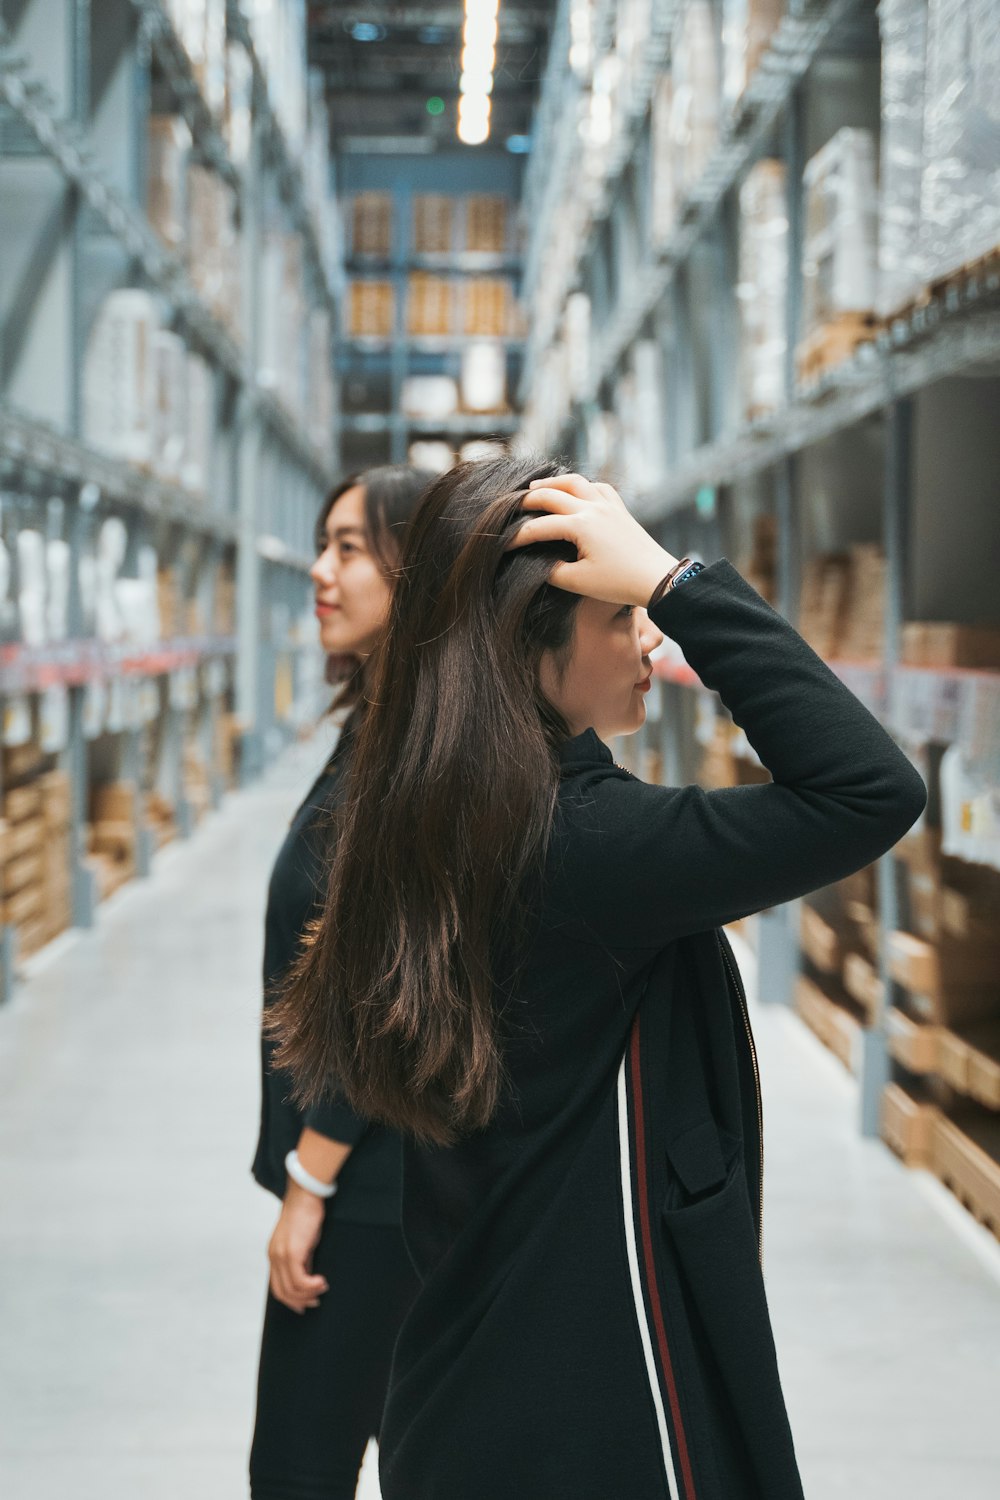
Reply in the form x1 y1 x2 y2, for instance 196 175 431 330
0 733 997 1500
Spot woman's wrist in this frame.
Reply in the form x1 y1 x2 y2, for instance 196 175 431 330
634 548 680 607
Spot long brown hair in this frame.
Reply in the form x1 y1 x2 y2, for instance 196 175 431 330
319 465 436 708
270 452 580 1144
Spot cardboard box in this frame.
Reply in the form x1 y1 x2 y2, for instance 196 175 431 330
931 1111 1000 1237
3 883 45 926
886 1007 941 1073
4 785 43 824
794 976 860 1072
5 816 45 860
902 622 1000 670
887 929 1000 1026
464 194 508 254
92 783 138 823
408 274 456 338
352 192 393 258
349 281 395 339
2 851 45 899
800 905 841 973
880 1082 940 1167
963 1020 1000 1110
843 951 884 1019
38 770 72 829
413 194 454 255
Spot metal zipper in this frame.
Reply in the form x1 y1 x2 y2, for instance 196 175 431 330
717 931 765 1267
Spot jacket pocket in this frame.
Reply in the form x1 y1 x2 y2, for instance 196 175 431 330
660 1147 806 1500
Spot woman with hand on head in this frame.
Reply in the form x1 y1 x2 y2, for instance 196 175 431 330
249 465 433 1500
271 456 926 1500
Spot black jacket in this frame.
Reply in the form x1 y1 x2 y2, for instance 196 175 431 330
379 559 926 1500
252 714 403 1225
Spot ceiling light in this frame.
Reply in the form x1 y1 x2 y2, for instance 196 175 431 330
457 1 499 145
350 21 385 42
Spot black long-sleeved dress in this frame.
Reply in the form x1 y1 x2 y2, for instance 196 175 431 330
252 714 402 1224
378 559 927 1500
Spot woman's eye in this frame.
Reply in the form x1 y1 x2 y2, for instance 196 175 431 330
618 604 634 619
339 542 358 558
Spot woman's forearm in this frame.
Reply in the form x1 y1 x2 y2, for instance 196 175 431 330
296 1126 353 1186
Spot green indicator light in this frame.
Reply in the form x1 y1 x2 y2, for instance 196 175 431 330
426 96 445 116
695 485 716 517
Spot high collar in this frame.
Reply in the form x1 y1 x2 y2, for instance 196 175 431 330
557 726 614 770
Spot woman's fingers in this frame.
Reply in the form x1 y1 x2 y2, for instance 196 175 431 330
517 487 583 514
506 513 578 551
527 472 598 499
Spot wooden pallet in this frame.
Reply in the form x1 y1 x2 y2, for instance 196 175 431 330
796 311 880 383
931 1112 1000 1241
881 244 1000 325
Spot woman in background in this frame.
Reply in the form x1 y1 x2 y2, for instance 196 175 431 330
249 465 432 1500
272 455 926 1499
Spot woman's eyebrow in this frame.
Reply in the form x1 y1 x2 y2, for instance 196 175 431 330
330 525 366 541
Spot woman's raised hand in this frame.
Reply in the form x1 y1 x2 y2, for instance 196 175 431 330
508 473 679 607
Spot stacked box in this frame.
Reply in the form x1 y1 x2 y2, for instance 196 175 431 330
145 791 177 850
801 128 879 336
154 330 188 483
408 274 456 337
901 622 1000 669
306 308 334 456
147 116 191 251
352 192 394 258
880 1081 941 1166
38 770 72 944
184 742 212 823
187 166 242 338
463 278 512 338
1 778 48 956
887 927 1000 1027
698 720 738 790
737 160 788 418
157 569 182 639
259 231 306 405
650 71 679 248
349 281 395 339
465 195 508 254
930 1110 1000 1238
840 544 886 660
413 195 454 255
182 352 214 495
739 513 779 604
798 552 852 658
214 571 236 635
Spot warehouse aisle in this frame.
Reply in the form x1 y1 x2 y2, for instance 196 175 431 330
0 736 997 1500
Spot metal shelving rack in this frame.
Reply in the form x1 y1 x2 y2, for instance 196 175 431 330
520 0 1000 1148
338 151 525 469
0 0 339 998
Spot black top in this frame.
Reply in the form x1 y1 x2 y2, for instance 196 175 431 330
251 713 403 1225
378 559 927 1500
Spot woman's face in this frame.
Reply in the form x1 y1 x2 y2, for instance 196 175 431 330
310 485 393 658
540 599 664 742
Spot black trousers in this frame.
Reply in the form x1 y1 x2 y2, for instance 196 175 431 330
250 1218 419 1500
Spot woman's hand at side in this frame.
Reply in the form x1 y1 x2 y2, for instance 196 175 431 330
267 1182 329 1313
508 473 679 607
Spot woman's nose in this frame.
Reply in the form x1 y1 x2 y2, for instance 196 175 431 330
638 612 664 657
311 547 338 587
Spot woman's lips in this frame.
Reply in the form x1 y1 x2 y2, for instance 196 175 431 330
315 602 341 618
635 675 652 692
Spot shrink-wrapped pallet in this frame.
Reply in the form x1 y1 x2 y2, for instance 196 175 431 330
464 195 509 255
737 159 788 416
183 352 214 494
722 0 785 109
801 128 879 335
920 0 1000 283
352 192 394 258
650 70 679 248
670 0 720 197
877 0 929 316
413 195 454 256
82 290 159 466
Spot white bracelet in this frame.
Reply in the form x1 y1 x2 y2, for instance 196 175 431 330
284 1148 338 1200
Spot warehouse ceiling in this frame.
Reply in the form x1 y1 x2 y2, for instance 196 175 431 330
307 3 558 150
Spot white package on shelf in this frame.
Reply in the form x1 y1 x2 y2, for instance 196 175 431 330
183 352 214 495
877 0 930 317
564 292 592 403
631 339 668 491
306 309 334 454
460 343 507 413
154 330 188 481
650 70 678 248
82 290 159 466
721 0 785 110
920 0 1000 283
400 376 459 421
45 539 71 642
407 441 454 473
201 0 227 116
225 41 253 165
670 0 720 198
17 530 47 646
737 159 788 416
95 518 127 644
801 128 879 334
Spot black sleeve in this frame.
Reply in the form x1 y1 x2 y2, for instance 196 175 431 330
303 1094 369 1146
555 558 926 948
